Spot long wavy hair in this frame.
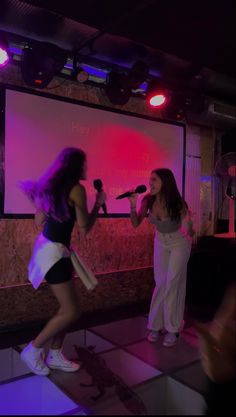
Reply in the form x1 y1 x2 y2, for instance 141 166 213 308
20 147 86 222
148 168 185 221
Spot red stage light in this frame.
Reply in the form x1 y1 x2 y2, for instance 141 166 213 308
146 78 168 109
149 94 166 107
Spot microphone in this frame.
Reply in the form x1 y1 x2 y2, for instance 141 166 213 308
93 179 107 214
116 185 147 199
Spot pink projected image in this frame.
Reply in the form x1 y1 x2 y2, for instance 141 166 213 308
4 89 184 215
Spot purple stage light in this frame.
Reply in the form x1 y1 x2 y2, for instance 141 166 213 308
0 46 9 67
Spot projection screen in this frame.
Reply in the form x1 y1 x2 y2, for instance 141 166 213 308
3 88 185 216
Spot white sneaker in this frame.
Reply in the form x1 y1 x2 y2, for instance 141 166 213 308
147 330 159 343
163 332 179 347
46 349 80 372
20 342 50 376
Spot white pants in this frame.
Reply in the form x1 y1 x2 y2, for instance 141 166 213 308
148 230 192 333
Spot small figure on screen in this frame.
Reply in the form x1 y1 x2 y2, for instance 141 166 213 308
93 179 107 215
128 168 195 347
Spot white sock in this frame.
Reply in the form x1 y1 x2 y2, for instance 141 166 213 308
29 341 43 352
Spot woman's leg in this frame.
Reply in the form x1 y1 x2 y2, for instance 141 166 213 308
50 330 67 350
33 280 79 348
147 237 170 331
21 280 80 375
164 241 191 334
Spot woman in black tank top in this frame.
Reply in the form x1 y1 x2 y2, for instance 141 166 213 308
20 147 106 376
43 204 76 249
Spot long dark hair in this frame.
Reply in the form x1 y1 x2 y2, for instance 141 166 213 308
148 168 185 221
20 147 86 222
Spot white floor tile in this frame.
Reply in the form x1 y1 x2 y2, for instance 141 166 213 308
100 349 162 387
90 316 148 346
0 375 78 415
134 376 167 415
0 348 12 382
166 377 206 415
63 329 114 359
0 348 30 383
12 349 31 378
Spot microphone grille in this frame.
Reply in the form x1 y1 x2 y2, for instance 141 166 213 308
135 185 147 193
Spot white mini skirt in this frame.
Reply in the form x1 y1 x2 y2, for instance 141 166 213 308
28 233 98 291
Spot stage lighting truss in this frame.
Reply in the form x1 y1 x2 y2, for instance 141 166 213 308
7 39 151 96
5 38 207 116
9 40 110 86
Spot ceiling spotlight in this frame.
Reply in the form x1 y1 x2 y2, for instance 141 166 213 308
106 60 149 105
106 71 131 105
146 79 168 108
21 41 67 88
0 46 9 67
149 94 166 107
72 53 89 83
75 66 89 83
0 33 9 67
124 60 149 90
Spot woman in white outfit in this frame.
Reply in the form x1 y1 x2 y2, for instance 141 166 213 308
128 168 195 347
20 147 106 375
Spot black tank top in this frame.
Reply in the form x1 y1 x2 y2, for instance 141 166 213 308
43 205 76 248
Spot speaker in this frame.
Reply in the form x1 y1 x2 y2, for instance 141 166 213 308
106 71 131 105
22 41 67 88
106 61 149 105
221 127 236 155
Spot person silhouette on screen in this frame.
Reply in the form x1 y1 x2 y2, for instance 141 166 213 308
93 179 107 214
19 147 106 376
128 168 195 346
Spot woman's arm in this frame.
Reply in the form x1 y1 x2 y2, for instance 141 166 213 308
128 194 149 228
195 282 236 383
195 320 236 383
69 183 106 235
181 204 195 238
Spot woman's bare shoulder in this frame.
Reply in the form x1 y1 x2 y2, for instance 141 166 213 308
70 183 85 194
69 183 86 204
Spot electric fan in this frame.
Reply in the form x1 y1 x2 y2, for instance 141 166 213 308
214 152 236 238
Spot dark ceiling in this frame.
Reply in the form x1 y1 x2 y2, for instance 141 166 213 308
1 0 236 108
15 0 236 78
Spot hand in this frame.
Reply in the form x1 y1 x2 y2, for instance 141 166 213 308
182 210 196 239
194 321 222 380
96 190 106 206
194 321 220 353
128 192 138 208
194 320 236 383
